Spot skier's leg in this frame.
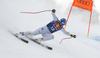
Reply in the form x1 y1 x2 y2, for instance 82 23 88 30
23 28 41 36
33 26 53 41
34 34 54 42
42 34 54 41
23 26 50 36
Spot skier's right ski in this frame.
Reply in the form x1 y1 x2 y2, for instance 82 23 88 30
14 34 28 43
8 30 28 43
26 36 52 50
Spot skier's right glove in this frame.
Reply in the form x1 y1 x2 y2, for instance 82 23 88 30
52 9 56 13
70 34 76 38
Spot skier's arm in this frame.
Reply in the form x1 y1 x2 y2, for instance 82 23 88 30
61 28 76 38
51 9 58 21
61 28 71 36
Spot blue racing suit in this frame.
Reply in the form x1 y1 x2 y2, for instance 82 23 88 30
23 12 70 41
46 12 70 36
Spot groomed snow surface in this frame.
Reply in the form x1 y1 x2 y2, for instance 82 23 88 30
0 0 100 58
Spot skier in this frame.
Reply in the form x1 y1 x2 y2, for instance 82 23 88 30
18 9 76 42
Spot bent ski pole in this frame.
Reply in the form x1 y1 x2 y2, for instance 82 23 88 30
20 10 52 14
59 37 72 44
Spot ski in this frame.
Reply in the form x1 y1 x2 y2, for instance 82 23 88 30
14 34 28 43
8 30 52 50
26 36 53 50
8 30 28 43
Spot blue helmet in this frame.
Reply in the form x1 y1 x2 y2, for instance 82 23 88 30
60 18 66 25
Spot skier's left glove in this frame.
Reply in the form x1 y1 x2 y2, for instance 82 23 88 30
70 34 76 38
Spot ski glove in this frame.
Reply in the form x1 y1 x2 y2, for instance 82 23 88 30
70 34 76 38
52 9 56 13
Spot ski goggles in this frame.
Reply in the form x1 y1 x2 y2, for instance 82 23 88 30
61 21 66 25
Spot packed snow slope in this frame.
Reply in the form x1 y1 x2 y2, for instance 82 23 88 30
0 0 100 58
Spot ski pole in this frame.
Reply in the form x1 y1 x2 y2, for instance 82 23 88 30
59 37 72 44
20 10 52 14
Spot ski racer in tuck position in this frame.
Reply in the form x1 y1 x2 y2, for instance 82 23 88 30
18 9 76 42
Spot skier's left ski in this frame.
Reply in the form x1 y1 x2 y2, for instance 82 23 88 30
26 36 53 50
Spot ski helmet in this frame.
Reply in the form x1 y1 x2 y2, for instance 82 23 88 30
60 18 66 25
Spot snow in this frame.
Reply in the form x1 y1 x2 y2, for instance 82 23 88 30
0 0 100 58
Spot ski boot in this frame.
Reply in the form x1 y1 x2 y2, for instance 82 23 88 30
34 38 43 42
15 32 24 38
